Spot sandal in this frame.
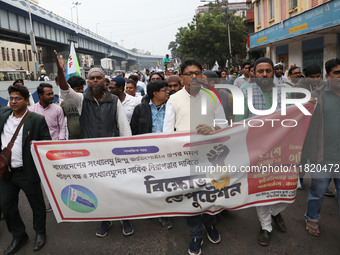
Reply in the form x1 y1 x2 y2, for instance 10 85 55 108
305 219 320 236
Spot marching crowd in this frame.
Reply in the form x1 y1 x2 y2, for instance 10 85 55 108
0 51 339 255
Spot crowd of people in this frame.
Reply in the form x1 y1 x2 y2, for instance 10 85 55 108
0 51 339 255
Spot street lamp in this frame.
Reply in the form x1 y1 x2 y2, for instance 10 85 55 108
72 2 81 25
25 0 39 80
71 6 75 22
96 23 99 34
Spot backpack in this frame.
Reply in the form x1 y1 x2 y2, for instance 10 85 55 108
38 75 45 81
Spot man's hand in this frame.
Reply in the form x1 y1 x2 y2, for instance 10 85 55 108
54 50 64 72
54 50 68 90
196 124 220 135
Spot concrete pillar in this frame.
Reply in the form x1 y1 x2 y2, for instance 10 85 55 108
42 45 68 79
93 55 103 67
113 59 122 70
289 41 302 69
323 34 338 75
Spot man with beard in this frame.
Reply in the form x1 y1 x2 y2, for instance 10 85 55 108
234 57 288 246
302 58 340 237
273 64 288 86
165 75 182 95
53 51 133 238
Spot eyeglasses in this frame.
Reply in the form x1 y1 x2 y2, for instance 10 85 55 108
108 86 117 90
182 72 202 77
9 97 23 102
159 88 167 92
292 72 301 75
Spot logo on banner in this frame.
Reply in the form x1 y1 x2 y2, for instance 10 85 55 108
61 185 98 213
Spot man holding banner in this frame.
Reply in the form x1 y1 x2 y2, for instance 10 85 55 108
0 84 51 254
53 51 134 238
235 57 288 246
164 59 227 255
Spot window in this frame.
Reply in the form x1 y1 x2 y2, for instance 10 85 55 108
12 49 15 61
269 0 275 19
28 50 32 61
6 48 9 61
290 0 297 9
1 47 5 61
23 50 27 61
257 1 262 25
18 49 23 61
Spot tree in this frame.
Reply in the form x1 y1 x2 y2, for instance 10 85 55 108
168 4 247 68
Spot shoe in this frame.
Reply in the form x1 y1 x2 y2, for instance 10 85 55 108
46 203 52 213
271 213 287 232
325 189 335 197
96 221 112 237
4 235 29 255
159 217 173 230
121 220 134 236
188 238 203 255
205 225 221 244
33 233 46 251
257 229 270 246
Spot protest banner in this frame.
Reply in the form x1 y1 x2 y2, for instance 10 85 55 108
31 103 314 222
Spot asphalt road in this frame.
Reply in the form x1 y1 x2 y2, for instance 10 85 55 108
0 177 339 255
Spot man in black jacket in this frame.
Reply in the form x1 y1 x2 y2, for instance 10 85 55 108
130 80 169 135
130 81 172 229
0 84 51 255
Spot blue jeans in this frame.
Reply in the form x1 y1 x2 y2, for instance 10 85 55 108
186 214 215 239
305 169 340 222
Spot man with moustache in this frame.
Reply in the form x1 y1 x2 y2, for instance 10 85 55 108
165 75 182 95
234 57 288 246
53 51 133 238
302 58 340 236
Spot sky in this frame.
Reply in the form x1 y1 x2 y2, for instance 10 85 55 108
37 0 204 56
37 0 241 56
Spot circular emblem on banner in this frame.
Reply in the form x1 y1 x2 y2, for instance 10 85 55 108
61 185 98 213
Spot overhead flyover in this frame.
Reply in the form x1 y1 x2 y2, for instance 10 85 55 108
0 0 163 71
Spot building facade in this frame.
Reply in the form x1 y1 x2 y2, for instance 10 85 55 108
0 40 43 81
249 0 340 75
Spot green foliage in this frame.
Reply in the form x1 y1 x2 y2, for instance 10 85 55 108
168 5 247 67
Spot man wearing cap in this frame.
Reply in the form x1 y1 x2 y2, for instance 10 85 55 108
38 70 50 81
235 57 288 246
293 64 326 99
165 75 182 95
108 76 139 123
53 51 133 238
273 64 288 86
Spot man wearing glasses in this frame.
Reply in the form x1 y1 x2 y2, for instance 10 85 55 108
163 60 227 255
0 84 51 254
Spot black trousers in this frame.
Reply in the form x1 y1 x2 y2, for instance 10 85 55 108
186 214 215 239
0 170 46 239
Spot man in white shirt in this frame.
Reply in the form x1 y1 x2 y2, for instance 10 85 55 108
109 76 139 123
233 62 251 88
163 59 227 255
